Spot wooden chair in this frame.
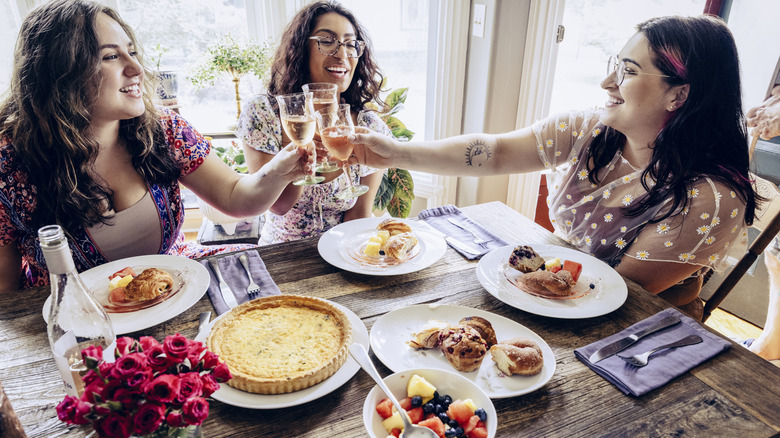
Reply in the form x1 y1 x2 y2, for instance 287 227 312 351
702 176 780 322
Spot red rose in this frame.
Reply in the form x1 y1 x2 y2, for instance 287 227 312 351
93 403 112 416
132 402 166 435
182 397 209 425
176 372 203 404
55 395 79 423
139 336 160 352
111 352 148 380
110 388 139 410
201 351 220 370
143 374 181 403
115 336 137 357
145 344 170 372
81 345 103 369
163 333 189 361
83 380 107 404
200 374 220 398
212 362 232 383
126 369 153 390
96 412 132 438
73 399 94 425
166 410 185 428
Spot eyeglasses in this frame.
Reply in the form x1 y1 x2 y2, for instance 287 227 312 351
607 55 670 86
309 36 365 58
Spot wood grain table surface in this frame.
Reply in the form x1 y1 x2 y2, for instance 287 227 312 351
1 201 778 437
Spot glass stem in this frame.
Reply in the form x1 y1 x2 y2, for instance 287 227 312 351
342 162 355 190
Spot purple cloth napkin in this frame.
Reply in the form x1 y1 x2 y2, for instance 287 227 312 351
418 204 507 260
200 251 281 315
574 308 731 396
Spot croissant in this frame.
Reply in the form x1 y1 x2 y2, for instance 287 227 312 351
376 219 412 236
384 232 418 260
124 268 173 301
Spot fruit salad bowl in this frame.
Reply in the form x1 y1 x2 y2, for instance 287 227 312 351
361 368 497 438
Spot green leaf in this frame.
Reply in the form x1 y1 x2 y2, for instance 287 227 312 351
387 194 413 218
391 128 415 142
385 87 408 108
390 169 415 201
373 171 394 211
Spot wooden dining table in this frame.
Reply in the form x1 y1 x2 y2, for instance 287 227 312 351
1 201 779 437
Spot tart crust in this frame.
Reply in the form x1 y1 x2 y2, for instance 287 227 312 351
207 295 352 394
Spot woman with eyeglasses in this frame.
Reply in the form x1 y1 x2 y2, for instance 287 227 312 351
348 15 761 320
236 0 391 244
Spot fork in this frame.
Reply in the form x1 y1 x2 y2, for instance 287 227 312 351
238 253 261 298
447 217 491 247
618 334 703 367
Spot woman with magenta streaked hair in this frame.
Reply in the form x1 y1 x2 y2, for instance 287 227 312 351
348 15 761 320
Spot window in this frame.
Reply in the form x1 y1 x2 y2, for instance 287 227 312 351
0 0 22 93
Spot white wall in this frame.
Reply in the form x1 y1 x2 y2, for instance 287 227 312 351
727 1 780 106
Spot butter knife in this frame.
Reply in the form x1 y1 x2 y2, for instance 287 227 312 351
208 258 239 309
589 314 681 363
445 236 483 256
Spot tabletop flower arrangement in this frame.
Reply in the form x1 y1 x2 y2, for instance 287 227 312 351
55 334 231 438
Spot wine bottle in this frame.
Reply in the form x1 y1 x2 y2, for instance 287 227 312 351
38 225 116 397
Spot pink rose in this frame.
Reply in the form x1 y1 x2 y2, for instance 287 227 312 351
163 333 189 361
200 374 220 398
96 412 132 438
81 345 103 369
55 396 79 424
182 397 209 425
73 399 94 425
143 374 181 403
145 344 170 372
212 362 232 383
132 402 166 436
166 410 185 428
176 372 203 404
126 369 153 390
139 336 160 352
82 361 114 385
201 351 220 370
111 352 148 380
114 336 137 357
93 403 112 416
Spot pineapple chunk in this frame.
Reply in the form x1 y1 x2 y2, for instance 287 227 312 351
463 398 477 413
544 257 562 271
364 241 381 257
406 374 437 403
376 230 390 245
109 274 133 290
382 411 404 433
369 235 383 245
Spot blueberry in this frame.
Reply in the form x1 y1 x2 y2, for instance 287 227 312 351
432 391 440 402
589 283 596 289
422 402 435 414
444 430 457 438
454 426 465 436
448 419 459 428
475 407 487 422
434 404 445 414
442 395 453 406
438 412 450 423
411 395 422 407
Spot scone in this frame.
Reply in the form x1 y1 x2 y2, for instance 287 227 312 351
508 245 545 273
377 219 413 236
408 320 450 349
124 268 173 301
438 325 488 372
490 337 544 376
384 232 418 260
458 316 497 348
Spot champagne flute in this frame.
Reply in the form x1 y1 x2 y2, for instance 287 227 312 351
314 104 369 199
303 82 341 173
276 92 324 185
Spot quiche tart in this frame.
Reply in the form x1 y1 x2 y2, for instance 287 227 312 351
207 295 352 394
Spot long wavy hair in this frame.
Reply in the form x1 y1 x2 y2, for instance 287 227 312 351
266 0 386 113
0 0 178 231
587 15 759 224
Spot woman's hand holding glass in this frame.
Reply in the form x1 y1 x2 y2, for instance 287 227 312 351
314 104 369 199
275 92 325 185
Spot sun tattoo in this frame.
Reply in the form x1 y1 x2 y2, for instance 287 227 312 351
465 140 491 167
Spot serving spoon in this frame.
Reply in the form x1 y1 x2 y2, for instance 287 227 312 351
348 344 438 438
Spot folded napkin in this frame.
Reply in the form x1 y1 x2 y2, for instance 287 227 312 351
200 251 281 315
418 204 507 260
574 308 731 396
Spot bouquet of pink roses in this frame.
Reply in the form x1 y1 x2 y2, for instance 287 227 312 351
56 333 231 438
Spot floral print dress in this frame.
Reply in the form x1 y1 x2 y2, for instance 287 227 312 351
235 94 391 244
0 108 248 289
532 110 749 277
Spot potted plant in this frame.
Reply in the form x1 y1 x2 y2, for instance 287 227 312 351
187 34 272 120
149 43 178 107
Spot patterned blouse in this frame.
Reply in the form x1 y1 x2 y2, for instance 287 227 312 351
235 94 391 244
0 108 247 289
532 110 748 274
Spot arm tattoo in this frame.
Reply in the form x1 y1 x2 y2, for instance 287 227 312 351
465 139 492 167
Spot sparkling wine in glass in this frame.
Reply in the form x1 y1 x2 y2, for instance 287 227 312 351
315 104 369 199
276 92 324 185
303 83 341 173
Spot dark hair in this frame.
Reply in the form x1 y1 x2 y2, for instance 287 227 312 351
0 0 178 230
266 0 386 113
587 15 759 224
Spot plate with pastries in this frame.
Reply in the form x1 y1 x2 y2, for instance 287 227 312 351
318 217 447 276
476 244 628 319
43 254 209 334
370 304 556 398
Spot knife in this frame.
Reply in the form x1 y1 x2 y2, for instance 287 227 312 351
588 314 681 363
208 258 239 309
445 236 483 256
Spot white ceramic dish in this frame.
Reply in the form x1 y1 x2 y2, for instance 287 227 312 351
476 244 628 319
195 300 369 409
317 217 447 276
42 254 209 334
370 304 555 398
362 368 497 438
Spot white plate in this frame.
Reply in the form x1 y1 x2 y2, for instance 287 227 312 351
362 368 497 438
318 217 446 276
42 255 209 335
369 304 555 398
195 300 369 409
476 244 628 319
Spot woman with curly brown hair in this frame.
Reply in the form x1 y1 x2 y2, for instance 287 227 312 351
0 0 311 292
236 0 392 244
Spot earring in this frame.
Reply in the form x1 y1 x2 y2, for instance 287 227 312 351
669 105 675 111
